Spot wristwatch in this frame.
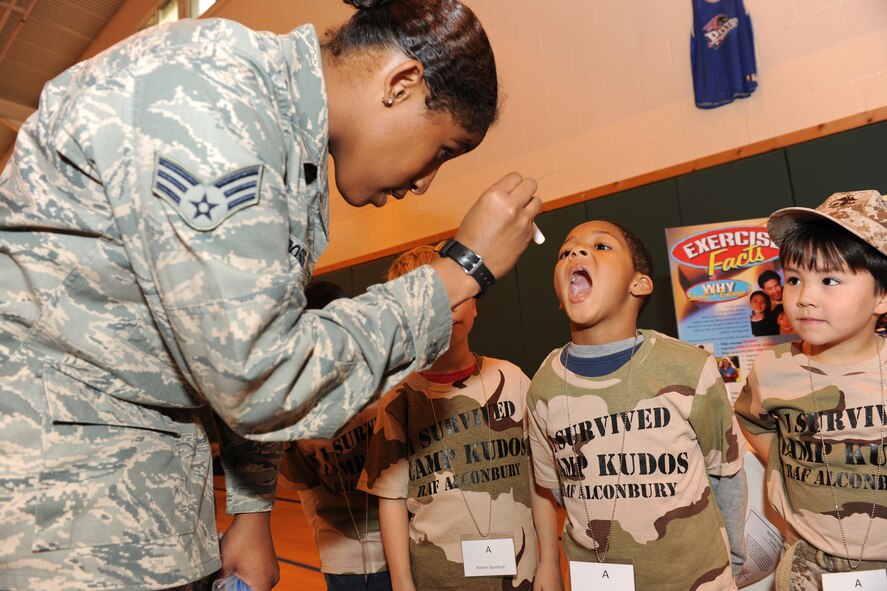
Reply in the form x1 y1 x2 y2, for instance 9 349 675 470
437 239 496 298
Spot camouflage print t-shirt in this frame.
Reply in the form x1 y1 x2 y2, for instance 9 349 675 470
735 340 887 560
527 330 744 591
281 401 386 575
359 357 537 591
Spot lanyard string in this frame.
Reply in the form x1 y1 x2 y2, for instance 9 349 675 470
806 336 885 570
421 355 494 537
563 332 639 563
330 423 371 584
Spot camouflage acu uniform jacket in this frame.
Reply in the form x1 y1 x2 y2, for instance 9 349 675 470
0 18 450 589
735 341 887 561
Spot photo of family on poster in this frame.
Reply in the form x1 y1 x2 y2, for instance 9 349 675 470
747 269 795 337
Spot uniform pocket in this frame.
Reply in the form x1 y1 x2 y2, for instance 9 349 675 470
33 365 197 552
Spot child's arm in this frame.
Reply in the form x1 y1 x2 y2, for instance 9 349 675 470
737 427 775 465
734 370 777 465
709 469 748 576
379 497 415 591
690 356 750 577
524 374 564 591
530 482 564 591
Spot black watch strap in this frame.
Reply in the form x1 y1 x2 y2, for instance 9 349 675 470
437 239 496 298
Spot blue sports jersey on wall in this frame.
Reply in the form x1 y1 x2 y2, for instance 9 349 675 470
691 0 758 109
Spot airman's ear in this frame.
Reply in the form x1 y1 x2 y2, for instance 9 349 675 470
381 58 425 106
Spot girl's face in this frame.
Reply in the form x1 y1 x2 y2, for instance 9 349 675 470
332 84 482 208
750 294 768 314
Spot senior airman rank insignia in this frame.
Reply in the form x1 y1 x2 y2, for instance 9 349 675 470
152 155 264 231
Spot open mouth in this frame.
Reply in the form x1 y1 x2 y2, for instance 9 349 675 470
569 265 592 301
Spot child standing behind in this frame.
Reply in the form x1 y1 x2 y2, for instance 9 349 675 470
280 280 392 590
359 245 561 591
527 220 747 591
735 191 887 590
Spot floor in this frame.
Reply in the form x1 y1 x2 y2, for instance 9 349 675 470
213 476 570 591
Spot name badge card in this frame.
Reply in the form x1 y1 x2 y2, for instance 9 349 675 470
569 560 635 591
461 536 517 577
822 570 887 591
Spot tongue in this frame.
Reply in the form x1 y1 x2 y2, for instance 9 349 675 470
570 273 591 298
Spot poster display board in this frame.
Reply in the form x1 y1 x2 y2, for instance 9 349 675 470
665 218 796 403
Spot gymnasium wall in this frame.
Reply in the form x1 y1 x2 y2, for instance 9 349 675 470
205 0 887 270
318 119 887 376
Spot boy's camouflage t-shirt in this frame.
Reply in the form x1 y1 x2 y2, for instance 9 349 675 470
527 330 744 591
359 357 537 591
735 340 887 560
280 401 387 575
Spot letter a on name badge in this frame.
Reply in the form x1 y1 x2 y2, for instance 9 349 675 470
461 537 516 577
822 570 887 591
569 561 635 590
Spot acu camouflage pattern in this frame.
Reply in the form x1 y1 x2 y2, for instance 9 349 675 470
0 17 450 589
774 531 887 591
767 190 887 257
280 401 387 575
359 357 538 591
527 331 744 591
735 342 887 563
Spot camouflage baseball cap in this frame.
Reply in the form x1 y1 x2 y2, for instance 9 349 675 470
767 190 887 257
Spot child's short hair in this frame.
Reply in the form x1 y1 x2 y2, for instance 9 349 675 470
387 244 439 280
768 190 887 294
305 280 350 309
609 221 655 312
775 219 887 295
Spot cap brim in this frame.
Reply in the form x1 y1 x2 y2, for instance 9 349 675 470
767 206 880 254
767 208 814 248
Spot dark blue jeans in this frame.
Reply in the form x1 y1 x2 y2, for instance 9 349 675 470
324 571 392 591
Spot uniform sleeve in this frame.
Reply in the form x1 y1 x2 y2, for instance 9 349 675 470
689 355 745 477
216 416 281 514
57 42 451 441
734 364 777 436
526 384 560 490
358 387 411 500
280 442 321 491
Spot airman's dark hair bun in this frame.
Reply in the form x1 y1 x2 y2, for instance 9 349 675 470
342 0 392 8
327 0 499 135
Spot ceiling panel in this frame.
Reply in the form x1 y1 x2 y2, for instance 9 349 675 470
0 0 129 157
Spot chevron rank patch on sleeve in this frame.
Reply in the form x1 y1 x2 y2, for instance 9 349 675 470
152 155 264 231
